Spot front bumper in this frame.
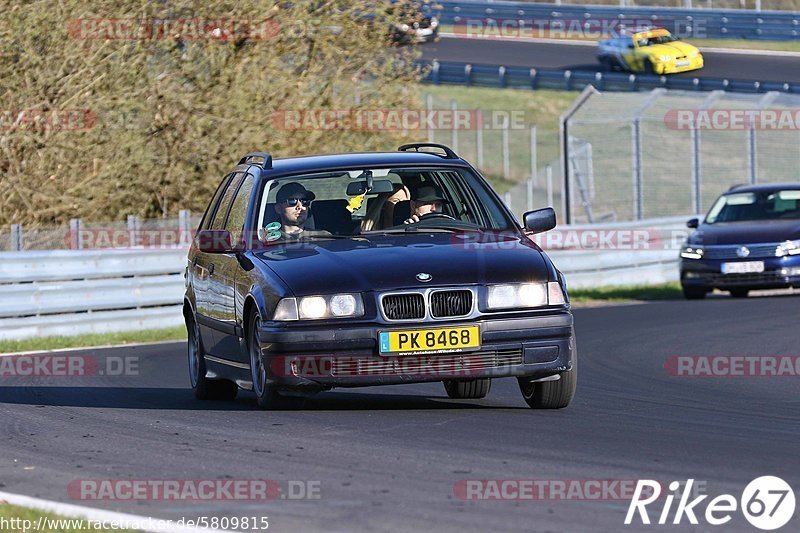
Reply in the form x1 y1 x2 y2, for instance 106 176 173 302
658 55 703 74
681 255 800 290
258 312 574 389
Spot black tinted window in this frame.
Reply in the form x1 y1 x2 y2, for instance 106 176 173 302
224 173 256 236
210 173 244 230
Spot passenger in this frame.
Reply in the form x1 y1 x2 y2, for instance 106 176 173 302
361 184 410 231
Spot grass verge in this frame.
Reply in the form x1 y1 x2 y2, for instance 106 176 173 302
0 326 186 354
0 503 138 532
421 85 576 192
569 282 683 304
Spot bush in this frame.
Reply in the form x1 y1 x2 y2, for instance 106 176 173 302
0 0 424 226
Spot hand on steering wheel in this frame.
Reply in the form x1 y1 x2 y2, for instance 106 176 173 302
418 212 456 221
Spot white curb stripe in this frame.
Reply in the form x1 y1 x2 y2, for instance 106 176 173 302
0 340 184 357
0 490 223 533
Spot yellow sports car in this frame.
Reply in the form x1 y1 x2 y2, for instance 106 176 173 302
597 28 703 75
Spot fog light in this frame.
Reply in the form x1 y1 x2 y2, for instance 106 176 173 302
780 267 800 276
684 272 702 279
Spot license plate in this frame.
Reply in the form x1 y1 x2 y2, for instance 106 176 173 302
721 261 764 274
675 60 690 67
379 326 480 355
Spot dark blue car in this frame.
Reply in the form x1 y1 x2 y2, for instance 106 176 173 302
183 144 576 409
680 183 800 299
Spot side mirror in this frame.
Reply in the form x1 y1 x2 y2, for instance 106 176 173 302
686 218 699 229
195 229 235 253
523 207 557 234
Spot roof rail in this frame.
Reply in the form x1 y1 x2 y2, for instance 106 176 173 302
398 143 458 159
239 152 273 170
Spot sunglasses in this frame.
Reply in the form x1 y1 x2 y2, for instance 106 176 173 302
283 197 312 207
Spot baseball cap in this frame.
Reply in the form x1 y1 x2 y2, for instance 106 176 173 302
275 182 316 203
413 183 449 204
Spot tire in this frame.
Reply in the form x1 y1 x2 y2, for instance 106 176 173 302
518 343 577 409
187 316 238 401
730 289 749 298
643 60 656 75
682 285 707 300
248 312 299 410
443 378 491 399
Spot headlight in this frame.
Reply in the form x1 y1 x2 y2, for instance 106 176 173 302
430 16 439 28
681 246 704 259
486 282 564 310
689 50 699 57
400 23 410 32
273 294 365 321
776 240 800 257
659 55 671 61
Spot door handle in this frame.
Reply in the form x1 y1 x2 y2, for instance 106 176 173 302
209 263 215 275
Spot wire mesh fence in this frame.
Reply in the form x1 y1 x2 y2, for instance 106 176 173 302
564 88 800 224
3 212 202 251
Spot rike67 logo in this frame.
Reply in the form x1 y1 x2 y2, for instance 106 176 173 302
625 477 795 530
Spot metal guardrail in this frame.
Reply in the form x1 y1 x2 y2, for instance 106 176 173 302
423 60 800 94
439 1 800 41
0 221 685 340
0 250 187 341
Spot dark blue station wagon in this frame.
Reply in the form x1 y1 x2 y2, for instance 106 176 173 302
183 144 577 409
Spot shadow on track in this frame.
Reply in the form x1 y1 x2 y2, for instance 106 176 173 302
0 386 520 411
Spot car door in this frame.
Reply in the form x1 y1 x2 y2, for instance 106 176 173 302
208 172 256 364
194 172 243 354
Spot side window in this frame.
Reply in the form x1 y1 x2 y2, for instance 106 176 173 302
199 173 233 230
224 173 256 237
210 173 244 230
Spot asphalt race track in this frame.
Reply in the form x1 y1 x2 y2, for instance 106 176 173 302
1 296 798 532
423 36 800 84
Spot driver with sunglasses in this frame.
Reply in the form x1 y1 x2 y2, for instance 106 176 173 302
271 182 329 241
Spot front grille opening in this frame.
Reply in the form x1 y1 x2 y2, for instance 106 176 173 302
383 293 425 320
430 290 472 318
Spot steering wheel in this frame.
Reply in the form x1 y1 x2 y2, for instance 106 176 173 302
418 212 456 221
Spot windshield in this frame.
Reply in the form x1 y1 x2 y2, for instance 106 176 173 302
705 190 800 224
255 166 515 242
637 34 678 46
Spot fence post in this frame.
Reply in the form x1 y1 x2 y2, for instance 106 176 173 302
504 191 512 211
691 119 701 214
502 115 510 180
11 224 22 251
127 214 140 248
546 165 554 209
631 118 643 220
179 209 192 247
450 100 458 153
747 117 757 184
426 93 434 143
476 119 484 169
69 218 82 250
528 126 537 212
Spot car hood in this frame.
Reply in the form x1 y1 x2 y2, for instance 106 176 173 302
689 220 800 246
649 41 698 58
252 232 550 295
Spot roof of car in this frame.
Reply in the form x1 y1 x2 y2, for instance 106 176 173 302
253 151 470 176
727 183 800 193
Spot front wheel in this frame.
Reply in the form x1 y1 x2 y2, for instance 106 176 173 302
730 288 749 298
519 349 577 409
682 285 707 300
248 312 299 410
443 378 491 399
